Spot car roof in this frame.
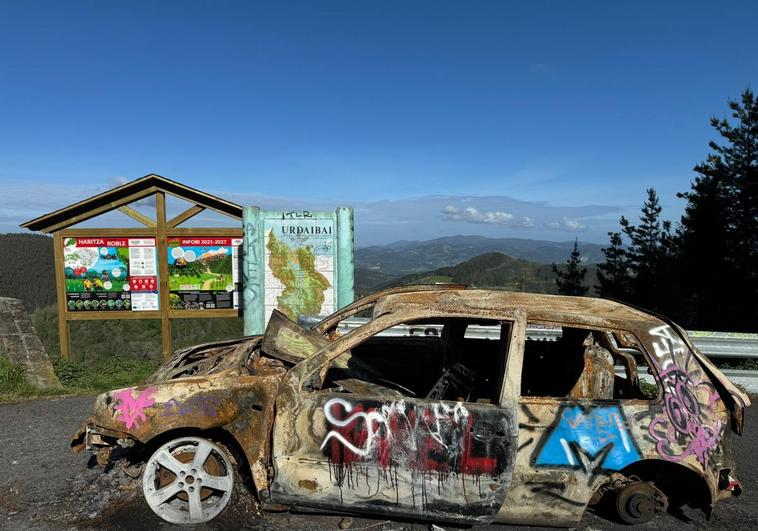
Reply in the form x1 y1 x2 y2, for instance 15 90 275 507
372 287 662 329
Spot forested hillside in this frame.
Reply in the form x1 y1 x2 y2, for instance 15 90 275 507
0 233 55 309
356 235 605 278
386 252 596 293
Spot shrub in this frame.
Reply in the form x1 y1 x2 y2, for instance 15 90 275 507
51 357 88 388
639 380 659 399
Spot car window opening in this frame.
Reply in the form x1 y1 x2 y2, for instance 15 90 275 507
521 324 658 400
319 317 511 404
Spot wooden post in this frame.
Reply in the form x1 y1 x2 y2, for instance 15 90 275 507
53 232 71 359
155 192 172 359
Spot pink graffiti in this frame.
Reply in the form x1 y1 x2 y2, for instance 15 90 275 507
689 420 724 464
647 364 722 466
113 387 156 429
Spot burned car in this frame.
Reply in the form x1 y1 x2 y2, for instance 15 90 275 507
72 286 749 526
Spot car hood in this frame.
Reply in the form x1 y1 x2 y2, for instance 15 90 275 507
145 335 262 383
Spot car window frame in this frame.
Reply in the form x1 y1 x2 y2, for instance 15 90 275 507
311 285 467 336
288 308 526 408
518 319 663 404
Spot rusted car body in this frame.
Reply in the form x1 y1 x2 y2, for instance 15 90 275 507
72 286 749 526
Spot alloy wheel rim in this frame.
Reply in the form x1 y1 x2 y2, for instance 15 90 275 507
142 436 234 524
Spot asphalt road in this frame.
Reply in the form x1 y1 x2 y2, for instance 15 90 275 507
0 395 755 531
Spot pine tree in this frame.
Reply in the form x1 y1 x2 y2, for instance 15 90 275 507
552 239 588 296
618 188 670 311
596 231 631 299
677 88 758 330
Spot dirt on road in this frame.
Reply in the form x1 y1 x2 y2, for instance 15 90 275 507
0 395 755 531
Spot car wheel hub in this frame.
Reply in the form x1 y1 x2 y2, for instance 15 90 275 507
615 481 667 525
143 436 234 524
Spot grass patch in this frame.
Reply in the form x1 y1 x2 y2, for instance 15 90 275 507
0 352 159 403
0 357 66 402
52 355 159 392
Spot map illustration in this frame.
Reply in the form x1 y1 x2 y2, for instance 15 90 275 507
264 219 334 322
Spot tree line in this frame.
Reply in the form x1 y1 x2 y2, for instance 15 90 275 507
553 89 757 332
0 233 56 310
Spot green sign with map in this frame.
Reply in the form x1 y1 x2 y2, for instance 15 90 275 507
242 208 354 335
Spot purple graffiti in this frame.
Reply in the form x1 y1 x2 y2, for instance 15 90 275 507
162 395 221 418
647 366 722 465
647 326 723 466
113 387 156 429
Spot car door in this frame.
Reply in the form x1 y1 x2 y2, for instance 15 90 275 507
268 311 522 524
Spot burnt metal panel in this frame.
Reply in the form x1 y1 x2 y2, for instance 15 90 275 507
269 392 518 524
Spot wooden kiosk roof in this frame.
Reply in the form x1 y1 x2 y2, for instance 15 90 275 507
20 173 243 233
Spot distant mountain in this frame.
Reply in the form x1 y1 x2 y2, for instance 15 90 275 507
380 252 597 295
0 233 55 310
354 267 397 295
355 235 605 291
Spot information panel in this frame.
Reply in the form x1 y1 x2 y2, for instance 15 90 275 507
264 216 335 322
242 207 354 335
167 237 243 310
63 237 159 311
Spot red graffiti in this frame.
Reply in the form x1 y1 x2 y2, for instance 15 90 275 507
321 398 499 476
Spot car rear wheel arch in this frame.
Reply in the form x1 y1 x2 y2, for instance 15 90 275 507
622 460 711 510
589 459 712 522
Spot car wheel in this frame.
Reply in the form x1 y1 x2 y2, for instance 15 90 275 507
142 436 235 524
614 481 667 525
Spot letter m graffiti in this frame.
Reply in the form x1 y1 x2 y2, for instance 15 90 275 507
534 406 640 471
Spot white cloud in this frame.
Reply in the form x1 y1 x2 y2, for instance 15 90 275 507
441 205 537 228
518 216 535 228
441 205 463 220
442 205 534 229
464 207 512 224
546 216 586 231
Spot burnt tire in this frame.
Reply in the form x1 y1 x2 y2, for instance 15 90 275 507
142 436 235 524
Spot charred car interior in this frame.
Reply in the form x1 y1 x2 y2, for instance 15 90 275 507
319 317 509 403
71 286 750 527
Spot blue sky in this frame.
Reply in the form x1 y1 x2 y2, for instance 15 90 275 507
1 1 756 246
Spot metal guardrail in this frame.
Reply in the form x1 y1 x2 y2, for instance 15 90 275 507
687 333 758 360
336 318 758 391
339 319 758 358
